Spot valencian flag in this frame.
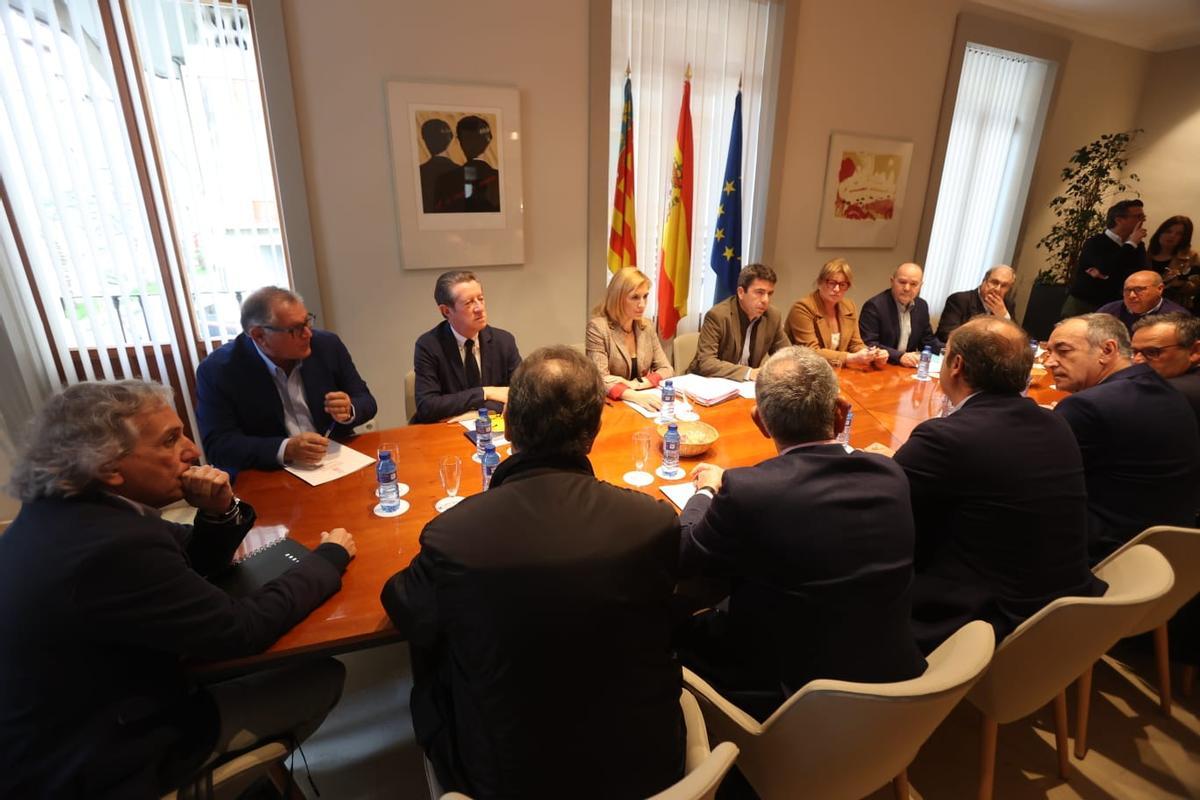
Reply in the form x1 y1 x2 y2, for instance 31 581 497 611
710 89 742 303
656 72 693 340
608 73 637 273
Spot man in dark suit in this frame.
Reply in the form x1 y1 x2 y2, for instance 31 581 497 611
1046 313 1200 562
382 347 684 799
1097 270 1190 334
196 286 376 475
688 263 790 380
412 270 521 423
1132 312 1200 424
934 264 1017 342
0 380 355 798
1062 199 1148 317
677 346 926 718
875 318 1104 653
860 262 942 366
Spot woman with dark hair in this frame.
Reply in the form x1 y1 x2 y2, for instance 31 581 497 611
1146 216 1200 310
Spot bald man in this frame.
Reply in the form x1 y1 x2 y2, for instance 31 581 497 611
860 262 943 367
1096 270 1189 334
935 265 1017 342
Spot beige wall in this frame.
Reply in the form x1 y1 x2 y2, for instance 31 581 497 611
280 0 589 428
1128 46 1200 229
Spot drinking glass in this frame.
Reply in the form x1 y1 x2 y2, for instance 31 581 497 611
624 430 654 487
675 387 699 422
436 455 464 512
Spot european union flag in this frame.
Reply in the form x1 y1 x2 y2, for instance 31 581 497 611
710 90 742 303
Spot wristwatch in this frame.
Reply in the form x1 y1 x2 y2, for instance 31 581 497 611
200 496 243 524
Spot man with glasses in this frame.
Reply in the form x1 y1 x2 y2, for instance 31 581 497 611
1062 199 1148 317
1132 312 1200 423
934 265 1016 342
197 286 377 475
1044 313 1199 562
1097 270 1189 334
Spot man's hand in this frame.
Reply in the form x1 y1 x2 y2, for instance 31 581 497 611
864 442 896 458
324 391 353 423
320 527 356 558
899 351 920 368
625 388 662 411
747 367 760 381
1129 223 1148 246
285 432 329 466
483 386 509 404
1084 267 1108 280
844 349 875 369
181 465 235 514
869 347 889 367
690 462 725 493
982 290 1008 318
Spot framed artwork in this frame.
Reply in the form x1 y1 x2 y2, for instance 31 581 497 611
385 82 524 269
817 132 914 248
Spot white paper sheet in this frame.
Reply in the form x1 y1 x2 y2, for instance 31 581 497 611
456 418 510 447
284 442 376 487
659 481 697 511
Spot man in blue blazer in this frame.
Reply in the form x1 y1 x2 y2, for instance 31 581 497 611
877 317 1105 653
412 270 521 423
677 346 926 719
1046 313 1200 562
859 262 942 366
196 287 377 475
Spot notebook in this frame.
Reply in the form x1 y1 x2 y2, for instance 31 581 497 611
212 536 312 598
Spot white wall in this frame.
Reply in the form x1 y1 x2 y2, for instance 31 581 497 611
1128 46 1200 226
280 0 589 428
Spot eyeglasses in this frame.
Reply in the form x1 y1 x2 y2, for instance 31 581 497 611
1123 286 1157 296
822 279 850 291
262 313 316 338
1132 344 1183 360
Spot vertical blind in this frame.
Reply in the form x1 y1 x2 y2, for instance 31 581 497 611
610 0 785 328
923 43 1051 317
0 0 289 443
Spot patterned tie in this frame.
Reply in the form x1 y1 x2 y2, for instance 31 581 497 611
463 339 481 388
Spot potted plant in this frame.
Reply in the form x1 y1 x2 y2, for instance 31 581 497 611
1022 130 1140 339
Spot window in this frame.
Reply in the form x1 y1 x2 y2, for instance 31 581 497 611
922 43 1054 316
608 0 785 326
0 0 289 440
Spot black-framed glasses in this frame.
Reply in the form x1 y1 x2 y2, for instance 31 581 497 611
262 313 316 338
822 279 850 291
1132 344 1183 360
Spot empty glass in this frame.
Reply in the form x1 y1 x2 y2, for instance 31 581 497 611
624 430 654 487
436 455 464 512
675 387 699 422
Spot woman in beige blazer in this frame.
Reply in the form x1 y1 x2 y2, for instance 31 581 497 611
586 267 673 411
787 258 887 369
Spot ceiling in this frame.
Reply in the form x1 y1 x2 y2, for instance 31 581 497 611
974 0 1200 52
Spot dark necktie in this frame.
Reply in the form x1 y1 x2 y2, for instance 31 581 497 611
463 339 481 388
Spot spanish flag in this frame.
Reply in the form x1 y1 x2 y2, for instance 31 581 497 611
656 73 693 340
607 74 637 273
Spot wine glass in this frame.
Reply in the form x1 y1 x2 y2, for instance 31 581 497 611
436 455 464 512
624 430 654 487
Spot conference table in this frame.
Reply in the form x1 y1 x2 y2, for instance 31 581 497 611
216 363 1065 672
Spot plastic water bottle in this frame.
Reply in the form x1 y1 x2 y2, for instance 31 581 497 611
377 450 400 512
474 408 492 460
660 379 676 422
662 423 681 474
916 346 933 381
836 409 854 446
481 444 500 490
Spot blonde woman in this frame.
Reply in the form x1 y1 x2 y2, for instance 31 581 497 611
786 258 886 369
586 268 674 411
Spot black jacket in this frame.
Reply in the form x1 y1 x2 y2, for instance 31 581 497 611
412 321 521 423
934 289 1017 342
678 444 927 692
859 290 942 364
1068 232 1146 305
0 495 347 798
895 393 1107 652
1056 363 1200 562
381 451 684 799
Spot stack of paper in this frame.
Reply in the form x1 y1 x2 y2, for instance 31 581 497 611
670 374 745 406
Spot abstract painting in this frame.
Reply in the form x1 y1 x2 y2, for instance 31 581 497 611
818 133 913 248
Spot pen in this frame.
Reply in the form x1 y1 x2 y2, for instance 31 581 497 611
323 421 336 438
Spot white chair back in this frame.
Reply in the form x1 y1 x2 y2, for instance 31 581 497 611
1095 525 1200 634
673 332 700 373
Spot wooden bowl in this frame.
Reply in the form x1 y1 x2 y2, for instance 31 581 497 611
656 420 720 457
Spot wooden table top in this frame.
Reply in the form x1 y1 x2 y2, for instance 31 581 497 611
222 363 1064 669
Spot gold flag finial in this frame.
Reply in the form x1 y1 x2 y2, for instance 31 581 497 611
685 63 692 80
738 72 743 90
625 60 631 77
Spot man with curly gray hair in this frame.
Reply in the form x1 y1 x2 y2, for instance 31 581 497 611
0 380 357 798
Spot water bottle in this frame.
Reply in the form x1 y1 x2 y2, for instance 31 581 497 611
836 409 854 446
660 379 676 422
377 450 401 512
481 444 500 490
474 408 492 460
916 346 932 381
662 423 681 474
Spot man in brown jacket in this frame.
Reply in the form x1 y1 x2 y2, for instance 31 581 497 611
689 263 790 380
